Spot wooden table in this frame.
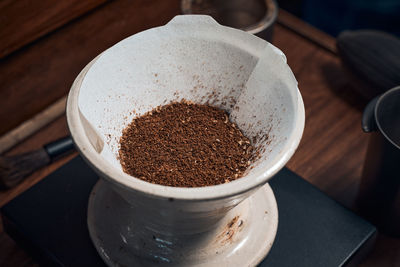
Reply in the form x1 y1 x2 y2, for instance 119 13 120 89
1 0 399 266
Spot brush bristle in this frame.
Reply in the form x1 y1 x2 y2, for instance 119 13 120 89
0 149 50 189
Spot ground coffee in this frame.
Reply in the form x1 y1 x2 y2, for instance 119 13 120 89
119 100 254 187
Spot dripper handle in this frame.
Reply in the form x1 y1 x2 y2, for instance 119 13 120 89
362 96 379 133
167 15 219 27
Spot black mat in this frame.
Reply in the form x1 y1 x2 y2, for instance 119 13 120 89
1 156 376 266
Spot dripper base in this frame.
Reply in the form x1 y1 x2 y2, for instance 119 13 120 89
87 180 278 266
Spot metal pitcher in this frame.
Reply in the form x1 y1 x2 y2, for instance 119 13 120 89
357 86 400 236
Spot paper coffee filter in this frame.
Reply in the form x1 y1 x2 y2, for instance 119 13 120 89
77 15 298 180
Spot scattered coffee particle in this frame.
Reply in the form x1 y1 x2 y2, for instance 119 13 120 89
119 100 254 187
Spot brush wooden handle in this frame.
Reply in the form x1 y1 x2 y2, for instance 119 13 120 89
337 30 400 99
0 96 67 154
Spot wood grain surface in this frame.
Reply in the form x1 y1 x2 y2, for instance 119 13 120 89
0 0 180 136
0 1 399 266
0 0 108 58
277 9 337 54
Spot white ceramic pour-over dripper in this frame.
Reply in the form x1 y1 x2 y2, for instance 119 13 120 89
67 15 304 266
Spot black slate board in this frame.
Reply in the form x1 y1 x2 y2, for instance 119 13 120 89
1 156 376 267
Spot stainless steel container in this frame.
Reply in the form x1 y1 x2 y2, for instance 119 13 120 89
357 86 400 236
181 0 278 41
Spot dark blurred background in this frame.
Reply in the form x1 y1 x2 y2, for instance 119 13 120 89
279 0 400 37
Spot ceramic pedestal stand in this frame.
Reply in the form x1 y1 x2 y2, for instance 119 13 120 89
87 180 278 266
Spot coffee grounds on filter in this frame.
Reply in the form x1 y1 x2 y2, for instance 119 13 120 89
119 100 254 187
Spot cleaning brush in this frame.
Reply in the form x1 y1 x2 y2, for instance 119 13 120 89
0 136 74 189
